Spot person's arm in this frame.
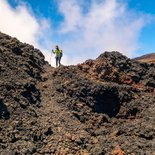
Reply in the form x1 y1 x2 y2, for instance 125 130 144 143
52 49 55 54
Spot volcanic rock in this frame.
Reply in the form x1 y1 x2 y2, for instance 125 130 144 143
0 32 155 154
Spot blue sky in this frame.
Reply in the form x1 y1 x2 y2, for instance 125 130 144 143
1 0 155 66
128 0 155 55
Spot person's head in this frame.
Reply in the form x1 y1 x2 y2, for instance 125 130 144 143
55 45 59 49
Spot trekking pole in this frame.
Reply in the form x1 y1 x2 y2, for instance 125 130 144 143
50 50 53 65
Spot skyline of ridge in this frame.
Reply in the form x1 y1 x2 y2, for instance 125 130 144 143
0 0 155 66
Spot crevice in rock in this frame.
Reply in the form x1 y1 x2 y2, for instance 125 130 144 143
93 91 120 117
0 99 10 120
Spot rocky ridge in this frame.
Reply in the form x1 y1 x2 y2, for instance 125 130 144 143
133 53 155 63
0 32 155 155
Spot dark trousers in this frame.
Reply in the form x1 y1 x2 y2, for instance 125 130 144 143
56 56 61 67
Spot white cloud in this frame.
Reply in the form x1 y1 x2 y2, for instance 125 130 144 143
0 0 39 46
57 0 149 63
0 0 150 66
59 0 82 33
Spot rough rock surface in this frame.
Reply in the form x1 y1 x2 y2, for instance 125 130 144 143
0 32 155 155
0 32 47 154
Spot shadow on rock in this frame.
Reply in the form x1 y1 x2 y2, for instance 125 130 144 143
21 83 41 106
0 99 10 120
93 90 120 117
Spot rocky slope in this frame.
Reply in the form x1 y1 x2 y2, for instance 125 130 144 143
0 32 155 155
133 53 155 63
0 32 46 154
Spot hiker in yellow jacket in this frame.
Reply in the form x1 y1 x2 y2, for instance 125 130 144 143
52 45 63 67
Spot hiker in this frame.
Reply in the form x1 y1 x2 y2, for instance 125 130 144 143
52 45 63 67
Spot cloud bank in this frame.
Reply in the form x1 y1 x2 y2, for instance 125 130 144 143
58 0 147 61
0 0 40 46
0 0 150 66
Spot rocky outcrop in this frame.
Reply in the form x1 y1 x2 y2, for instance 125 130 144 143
46 52 155 154
0 32 45 118
0 32 47 154
0 32 155 154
